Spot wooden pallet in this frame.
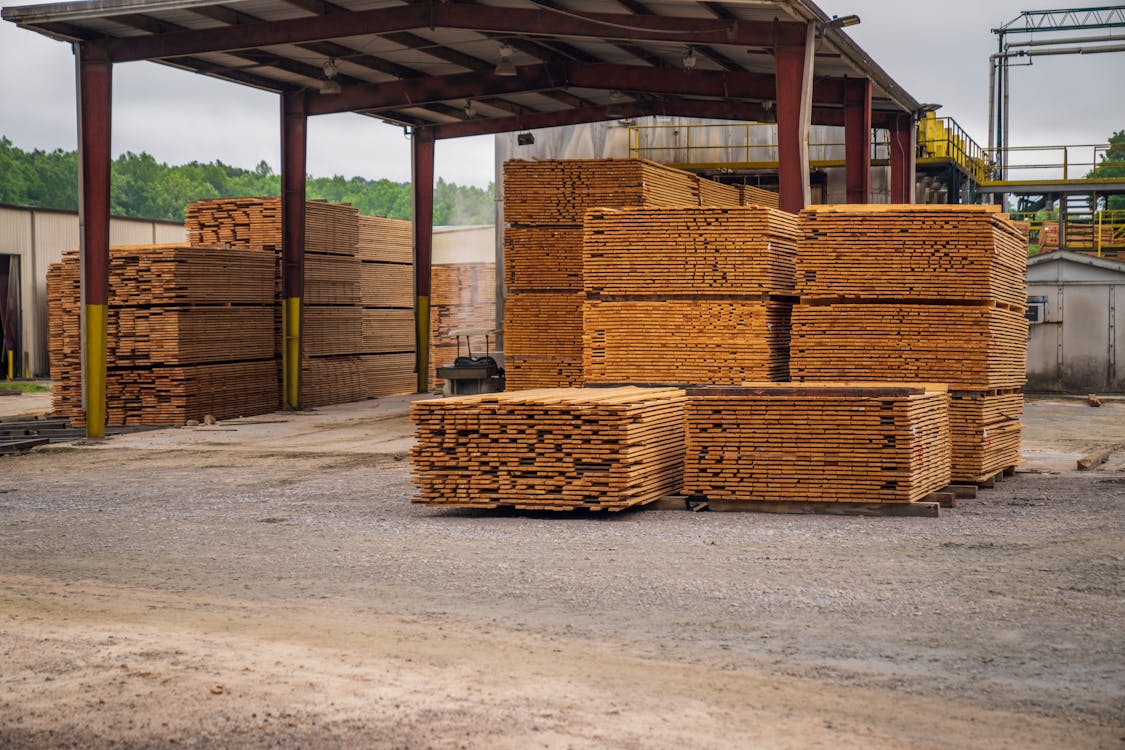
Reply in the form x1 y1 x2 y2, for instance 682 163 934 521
410 387 686 511
682 384 952 505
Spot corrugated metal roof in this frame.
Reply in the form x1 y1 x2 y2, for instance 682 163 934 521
3 0 923 132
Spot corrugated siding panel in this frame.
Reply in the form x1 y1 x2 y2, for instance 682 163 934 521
154 223 187 244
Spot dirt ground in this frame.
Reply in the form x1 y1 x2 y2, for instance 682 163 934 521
0 395 1122 748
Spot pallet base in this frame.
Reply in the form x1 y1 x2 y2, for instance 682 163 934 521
648 495 940 517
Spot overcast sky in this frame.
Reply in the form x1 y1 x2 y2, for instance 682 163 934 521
0 0 1120 188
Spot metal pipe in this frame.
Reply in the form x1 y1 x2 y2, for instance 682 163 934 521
1006 33 1125 47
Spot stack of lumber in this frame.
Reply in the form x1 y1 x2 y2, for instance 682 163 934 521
410 387 686 511
184 199 417 405
682 384 951 504
582 206 798 384
185 197 358 254
502 159 743 389
791 205 1029 482
740 184 780 209
430 262 497 386
46 245 278 426
354 215 416 400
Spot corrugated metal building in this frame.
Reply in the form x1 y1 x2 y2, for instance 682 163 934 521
1027 251 1125 393
0 204 185 378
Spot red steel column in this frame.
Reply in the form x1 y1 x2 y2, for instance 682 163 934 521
77 42 112 438
281 91 307 410
775 43 805 213
889 112 916 204
844 78 872 204
412 128 435 393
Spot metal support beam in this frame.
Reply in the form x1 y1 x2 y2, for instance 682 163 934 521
102 4 806 63
77 41 112 438
281 90 307 410
774 27 812 214
412 129 435 394
889 113 916 204
844 78 872 204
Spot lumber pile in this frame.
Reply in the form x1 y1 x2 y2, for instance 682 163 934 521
797 205 1028 307
502 159 747 389
582 206 798 384
740 184 780 210
354 215 416 400
683 384 951 504
184 199 417 406
410 387 686 511
47 245 278 426
430 262 497 386
185 198 359 254
791 205 1029 482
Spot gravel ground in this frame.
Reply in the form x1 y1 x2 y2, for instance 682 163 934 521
0 396 1122 748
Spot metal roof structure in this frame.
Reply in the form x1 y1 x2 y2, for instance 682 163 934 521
4 0 927 437
5 0 922 137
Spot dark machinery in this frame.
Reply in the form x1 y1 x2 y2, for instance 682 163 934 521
436 328 506 397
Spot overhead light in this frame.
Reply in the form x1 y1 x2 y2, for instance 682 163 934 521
682 47 698 71
319 57 341 95
759 99 776 123
517 132 535 146
464 100 476 118
824 14 860 30
606 90 625 119
495 44 517 77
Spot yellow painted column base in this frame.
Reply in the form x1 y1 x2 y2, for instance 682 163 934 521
416 295 430 393
283 296 301 410
84 303 108 438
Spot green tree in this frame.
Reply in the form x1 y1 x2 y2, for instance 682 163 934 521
1087 130 1125 210
0 136 494 224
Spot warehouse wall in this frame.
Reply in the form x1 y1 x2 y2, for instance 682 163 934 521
1026 254 1125 393
0 204 185 378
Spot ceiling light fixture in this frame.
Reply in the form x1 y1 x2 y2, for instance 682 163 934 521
682 47 698 71
319 58 341 95
517 132 535 146
495 44 517 77
606 90 626 119
823 14 860 30
464 100 476 118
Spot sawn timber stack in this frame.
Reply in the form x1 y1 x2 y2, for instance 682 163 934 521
502 159 776 390
410 387 686 511
682 384 952 505
791 205 1029 483
582 206 797 384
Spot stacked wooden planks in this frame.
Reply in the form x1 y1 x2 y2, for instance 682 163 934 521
682 384 952 504
354 215 416 399
410 387 686 511
184 199 417 405
185 197 358 254
46 245 278 426
791 205 1029 481
502 159 744 389
740 184 780 210
430 262 497 386
582 206 798 384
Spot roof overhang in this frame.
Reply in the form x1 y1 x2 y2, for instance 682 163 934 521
4 0 924 138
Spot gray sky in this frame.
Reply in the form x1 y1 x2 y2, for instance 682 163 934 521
0 0 1120 188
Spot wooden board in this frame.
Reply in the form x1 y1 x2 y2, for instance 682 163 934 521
682 384 952 504
410 387 686 511
360 262 414 308
303 305 364 357
185 197 359 255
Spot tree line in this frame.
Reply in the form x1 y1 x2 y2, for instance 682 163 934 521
0 137 495 225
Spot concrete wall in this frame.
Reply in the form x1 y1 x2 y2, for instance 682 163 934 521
1027 254 1125 393
0 204 185 378
433 225 495 265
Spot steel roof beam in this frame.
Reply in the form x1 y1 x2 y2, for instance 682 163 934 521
101 4 807 63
